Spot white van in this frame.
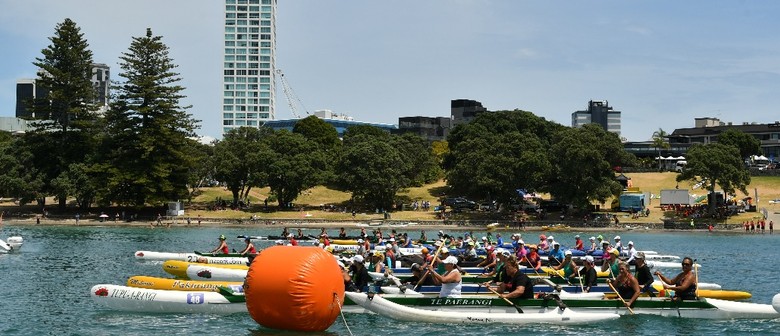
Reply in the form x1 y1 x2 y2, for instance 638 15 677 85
675 160 687 172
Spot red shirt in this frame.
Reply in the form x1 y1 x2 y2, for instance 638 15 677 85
575 239 584 250
289 238 298 246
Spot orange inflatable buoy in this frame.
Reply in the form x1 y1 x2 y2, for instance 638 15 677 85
245 246 344 332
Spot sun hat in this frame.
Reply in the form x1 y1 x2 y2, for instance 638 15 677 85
628 241 634 246
468 241 475 246
421 247 429 254
602 240 610 245
610 249 619 255
500 250 512 258
440 247 450 254
352 255 364 263
219 234 226 240
636 252 645 259
443 256 459 265
585 256 595 263
373 251 384 257
539 234 546 240
547 236 554 241
614 236 621 240
564 250 572 255
597 235 603 240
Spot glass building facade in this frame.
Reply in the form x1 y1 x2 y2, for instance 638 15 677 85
222 0 276 134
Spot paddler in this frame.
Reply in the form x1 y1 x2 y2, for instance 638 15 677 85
209 235 229 255
547 241 565 267
287 233 299 246
581 256 598 292
348 255 370 292
655 257 697 300
602 249 620 278
426 256 462 297
497 256 534 300
368 251 386 273
522 245 542 271
238 237 257 256
608 261 641 307
574 235 584 251
633 252 655 296
586 236 597 254
551 250 578 283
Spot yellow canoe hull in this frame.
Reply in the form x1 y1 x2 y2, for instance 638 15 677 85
542 267 611 278
162 260 248 278
127 275 243 292
330 239 359 245
605 288 751 301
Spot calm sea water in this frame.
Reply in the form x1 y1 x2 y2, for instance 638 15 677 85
1 224 779 336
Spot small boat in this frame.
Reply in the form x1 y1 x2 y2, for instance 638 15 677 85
127 275 244 293
342 293 780 319
773 293 780 313
344 291 620 325
162 260 248 278
0 236 23 253
90 284 246 314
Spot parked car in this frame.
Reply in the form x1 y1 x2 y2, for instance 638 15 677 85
539 200 566 212
442 197 478 210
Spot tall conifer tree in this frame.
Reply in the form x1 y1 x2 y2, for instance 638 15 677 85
102 28 199 206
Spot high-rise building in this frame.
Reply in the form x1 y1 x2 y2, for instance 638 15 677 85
16 63 110 119
571 100 621 136
91 63 110 114
222 0 277 135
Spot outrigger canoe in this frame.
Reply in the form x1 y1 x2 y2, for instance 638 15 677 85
162 260 248 278
773 293 780 313
0 236 23 253
135 251 248 264
342 294 780 319
345 292 620 325
127 275 243 292
90 284 246 314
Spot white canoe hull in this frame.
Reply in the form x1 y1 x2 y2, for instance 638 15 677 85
185 265 248 281
772 293 780 313
90 284 246 314
379 286 604 300
345 292 620 325
135 251 248 265
0 236 23 253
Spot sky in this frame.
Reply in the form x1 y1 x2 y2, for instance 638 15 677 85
2 1 780 142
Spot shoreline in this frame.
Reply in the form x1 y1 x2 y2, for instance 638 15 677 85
1 217 761 234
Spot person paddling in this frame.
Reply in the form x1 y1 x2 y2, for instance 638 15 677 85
427 256 462 297
655 257 698 300
608 261 641 307
498 256 534 300
209 235 229 255
239 237 257 256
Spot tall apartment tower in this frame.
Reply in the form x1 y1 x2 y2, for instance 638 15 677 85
571 100 621 136
16 63 110 119
222 0 277 135
91 63 110 114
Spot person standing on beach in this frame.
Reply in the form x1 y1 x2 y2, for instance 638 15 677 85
770 221 774 234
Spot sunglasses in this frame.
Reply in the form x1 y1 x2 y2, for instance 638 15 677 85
682 263 692 266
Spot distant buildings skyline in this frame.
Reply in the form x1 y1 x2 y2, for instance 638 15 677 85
571 100 621 137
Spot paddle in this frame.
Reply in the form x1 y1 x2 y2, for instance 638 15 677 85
486 285 524 313
607 280 635 315
693 258 699 298
414 239 446 291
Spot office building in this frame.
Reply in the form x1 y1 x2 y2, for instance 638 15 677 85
451 99 487 125
222 0 277 134
91 63 110 113
16 63 110 119
571 100 621 136
669 117 780 160
397 116 451 142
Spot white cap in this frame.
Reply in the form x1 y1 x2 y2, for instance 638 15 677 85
274 240 284 245
518 240 525 245
481 236 487 241
589 236 596 241
337 261 345 268
614 236 621 240
439 230 444 234
358 239 364 243
628 241 634 245
352 255 364 263
575 235 580 238
443 256 459 265
564 250 572 255
440 247 450 254
515 233 522 238
547 236 554 240
553 241 560 246
585 256 594 263
287 233 294 238
389 238 395 242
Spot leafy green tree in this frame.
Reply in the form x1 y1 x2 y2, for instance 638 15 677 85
391 133 441 185
0 137 47 206
547 124 634 211
444 111 562 206
292 115 340 183
651 128 670 171
28 18 100 208
335 133 407 211
50 163 98 209
266 131 327 208
717 128 761 162
100 28 199 206
185 140 215 203
212 127 272 208
676 143 750 215
342 124 388 140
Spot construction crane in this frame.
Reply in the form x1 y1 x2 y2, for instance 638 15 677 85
276 69 309 119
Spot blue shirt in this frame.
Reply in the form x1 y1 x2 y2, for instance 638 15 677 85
549 249 565 264
496 237 504 246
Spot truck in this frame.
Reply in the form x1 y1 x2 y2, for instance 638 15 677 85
660 189 692 205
